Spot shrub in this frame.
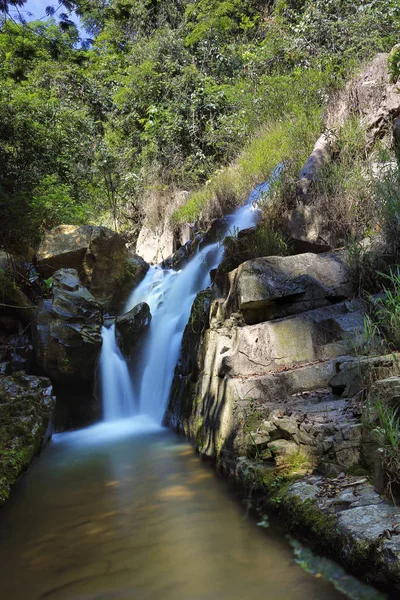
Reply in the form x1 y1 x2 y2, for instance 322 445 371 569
220 221 290 274
372 398 400 502
376 165 400 258
388 44 400 83
374 268 400 350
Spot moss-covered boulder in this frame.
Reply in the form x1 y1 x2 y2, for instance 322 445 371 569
32 269 103 384
0 372 55 506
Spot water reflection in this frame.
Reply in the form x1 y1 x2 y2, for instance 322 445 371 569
0 424 369 599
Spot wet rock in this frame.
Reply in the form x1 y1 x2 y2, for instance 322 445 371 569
115 302 151 359
0 372 55 506
36 225 131 309
32 269 103 384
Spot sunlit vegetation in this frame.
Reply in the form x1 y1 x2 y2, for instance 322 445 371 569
0 0 399 253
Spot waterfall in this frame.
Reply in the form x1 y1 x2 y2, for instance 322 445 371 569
100 324 136 420
100 175 277 425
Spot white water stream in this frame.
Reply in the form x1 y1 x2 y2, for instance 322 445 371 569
100 179 274 425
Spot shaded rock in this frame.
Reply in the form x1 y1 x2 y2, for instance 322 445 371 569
0 372 55 506
32 269 103 384
213 253 352 325
114 254 150 313
115 302 151 359
36 225 130 309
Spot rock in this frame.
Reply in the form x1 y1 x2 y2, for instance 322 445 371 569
36 225 92 276
329 354 400 398
32 269 103 384
0 372 55 506
338 503 400 543
207 299 364 379
268 439 299 466
291 51 400 247
114 254 150 313
36 225 131 309
162 232 203 270
135 190 191 264
136 222 174 264
296 132 334 197
115 302 151 359
369 376 400 417
167 294 367 469
214 253 352 325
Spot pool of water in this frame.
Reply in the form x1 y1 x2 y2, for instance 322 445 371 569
0 420 377 600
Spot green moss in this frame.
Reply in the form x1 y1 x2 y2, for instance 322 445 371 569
0 376 53 508
188 288 211 335
244 410 264 433
195 416 204 450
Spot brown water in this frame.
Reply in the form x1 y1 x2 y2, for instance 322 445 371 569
0 419 382 600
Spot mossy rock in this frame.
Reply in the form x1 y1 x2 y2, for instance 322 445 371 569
0 372 55 506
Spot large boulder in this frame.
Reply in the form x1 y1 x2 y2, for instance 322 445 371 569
0 372 55 506
32 269 103 384
213 252 353 325
115 302 151 359
35 225 144 309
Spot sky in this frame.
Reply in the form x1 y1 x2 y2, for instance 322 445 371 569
9 0 85 34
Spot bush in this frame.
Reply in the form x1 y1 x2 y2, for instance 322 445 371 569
220 221 290 274
388 44 400 83
372 398 400 502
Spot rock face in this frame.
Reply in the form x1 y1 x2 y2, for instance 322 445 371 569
136 222 175 265
35 225 143 310
115 302 151 359
32 269 103 384
166 251 368 474
0 372 55 506
213 252 353 325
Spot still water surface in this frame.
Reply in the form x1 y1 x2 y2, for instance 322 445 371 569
0 420 358 600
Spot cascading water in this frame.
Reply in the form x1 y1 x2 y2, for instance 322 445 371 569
100 176 277 424
99 324 136 420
